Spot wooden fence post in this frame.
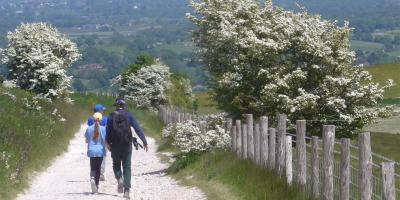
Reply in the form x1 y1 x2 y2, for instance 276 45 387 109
260 116 268 168
236 122 242 157
340 138 350 200
242 123 247 159
359 132 372 200
277 114 287 177
268 128 276 170
245 114 254 160
235 120 242 158
286 136 293 186
311 136 320 199
296 120 306 190
255 123 261 165
231 125 237 153
323 125 335 200
166 109 171 124
381 162 395 200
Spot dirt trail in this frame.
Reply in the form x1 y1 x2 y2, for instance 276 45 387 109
17 124 206 200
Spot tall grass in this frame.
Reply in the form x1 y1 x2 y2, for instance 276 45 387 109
170 151 311 200
0 88 91 200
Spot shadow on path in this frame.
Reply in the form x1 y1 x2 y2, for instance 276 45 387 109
65 192 119 197
134 168 168 177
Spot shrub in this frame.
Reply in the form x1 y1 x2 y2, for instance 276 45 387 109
115 62 171 111
188 0 392 137
1 23 80 100
162 113 231 153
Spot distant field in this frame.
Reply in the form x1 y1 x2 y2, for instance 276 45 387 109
158 42 194 55
367 62 400 98
387 49 400 57
61 25 162 39
372 28 400 37
350 40 385 51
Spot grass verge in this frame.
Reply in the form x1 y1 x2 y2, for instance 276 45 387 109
0 89 91 200
169 151 311 200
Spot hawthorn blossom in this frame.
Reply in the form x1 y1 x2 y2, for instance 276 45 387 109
115 62 171 111
0 23 80 100
162 113 231 153
189 0 392 137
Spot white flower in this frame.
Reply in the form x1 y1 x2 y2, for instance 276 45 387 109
2 80 17 88
114 62 171 111
189 0 393 135
162 113 231 153
1 23 80 99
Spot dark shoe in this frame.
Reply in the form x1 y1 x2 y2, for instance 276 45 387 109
117 176 124 193
123 188 130 199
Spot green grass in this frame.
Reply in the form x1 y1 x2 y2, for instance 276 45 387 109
367 62 400 98
350 40 385 51
194 91 221 114
370 132 400 162
170 151 310 200
364 115 400 134
0 88 91 200
166 75 195 111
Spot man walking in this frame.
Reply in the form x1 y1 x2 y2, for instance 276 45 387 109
105 98 148 199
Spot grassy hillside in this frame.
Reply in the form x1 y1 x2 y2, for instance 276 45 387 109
367 62 400 98
0 88 91 200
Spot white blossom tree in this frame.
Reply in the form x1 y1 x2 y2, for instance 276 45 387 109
1 23 81 99
115 62 171 111
189 0 393 137
162 113 231 153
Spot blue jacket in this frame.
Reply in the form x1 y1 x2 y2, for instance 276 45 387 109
85 124 107 157
106 108 147 147
87 116 108 126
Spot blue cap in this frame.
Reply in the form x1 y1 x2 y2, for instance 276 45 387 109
93 104 106 112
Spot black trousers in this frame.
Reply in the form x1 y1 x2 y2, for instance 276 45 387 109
90 157 104 186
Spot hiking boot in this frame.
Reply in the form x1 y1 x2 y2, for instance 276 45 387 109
117 176 124 193
123 188 130 199
100 174 105 181
90 178 98 194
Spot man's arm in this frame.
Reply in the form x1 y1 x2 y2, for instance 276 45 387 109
127 112 148 146
105 114 113 148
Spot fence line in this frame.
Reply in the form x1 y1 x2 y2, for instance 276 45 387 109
158 106 399 200
75 91 119 98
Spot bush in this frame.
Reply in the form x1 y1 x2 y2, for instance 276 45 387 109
1 23 80 100
189 0 393 137
162 113 231 153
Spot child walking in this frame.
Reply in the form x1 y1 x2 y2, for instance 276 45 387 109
85 112 107 194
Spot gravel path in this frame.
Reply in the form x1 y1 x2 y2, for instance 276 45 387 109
17 124 206 200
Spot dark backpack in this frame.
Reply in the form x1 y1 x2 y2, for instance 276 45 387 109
111 110 132 146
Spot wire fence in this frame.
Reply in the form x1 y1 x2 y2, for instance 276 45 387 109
158 107 399 200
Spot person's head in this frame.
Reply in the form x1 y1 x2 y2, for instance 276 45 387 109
92 112 103 141
93 104 106 114
113 97 126 109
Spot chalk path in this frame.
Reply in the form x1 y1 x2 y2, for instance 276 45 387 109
17 124 206 200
